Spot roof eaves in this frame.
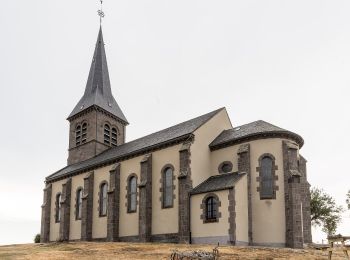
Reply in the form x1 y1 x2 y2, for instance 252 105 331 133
210 130 304 151
190 186 234 195
67 104 129 125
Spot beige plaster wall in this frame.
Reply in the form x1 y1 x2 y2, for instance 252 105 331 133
210 145 239 175
69 173 87 240
249 138 286 245
49 179 65 242
190 190 229 238
235 174 248 243
119 155 142 237
191 109 232 187
92 167 109 239
151 144 181 235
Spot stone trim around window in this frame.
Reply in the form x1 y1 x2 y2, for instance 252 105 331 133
218 161 233 174
98 181 108 217
200 193 222 224
256 153 279 200
55 192 62 223
125 173 138 213
74 187 83 220
159 164 176 209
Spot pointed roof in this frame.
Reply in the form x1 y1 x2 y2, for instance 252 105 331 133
68 27 128 123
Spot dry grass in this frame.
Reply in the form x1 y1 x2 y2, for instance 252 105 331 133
0 242 346 260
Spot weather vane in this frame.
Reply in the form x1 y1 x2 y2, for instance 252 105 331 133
97 0 105 24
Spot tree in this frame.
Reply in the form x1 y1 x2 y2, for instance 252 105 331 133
310 187 343 235
346 190 350 210
34 234 40 243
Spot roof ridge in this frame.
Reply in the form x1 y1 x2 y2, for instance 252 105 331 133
232 120 285 131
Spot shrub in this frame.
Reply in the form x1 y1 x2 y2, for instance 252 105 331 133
34 234 40 243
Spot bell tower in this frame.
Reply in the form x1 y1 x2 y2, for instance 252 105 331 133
67 27 128 165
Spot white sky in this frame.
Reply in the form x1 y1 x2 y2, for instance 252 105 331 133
0 0 349 245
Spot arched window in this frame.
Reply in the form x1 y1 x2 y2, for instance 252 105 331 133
162 167 174 208
201 193 221 223
128 176 137 213
111 128 118 146
55 193 62 223
104 124 110 145
76 188 83 220
260 156 275 199
81 123 87 144
75 125 81 146
206 196 217 221
99 182 108 216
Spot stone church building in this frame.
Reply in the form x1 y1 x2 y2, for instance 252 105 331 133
40 27 312 248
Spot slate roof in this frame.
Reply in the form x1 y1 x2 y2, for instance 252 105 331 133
68 27 128 123
190 172 245 195
210 120 304 150
46 108 225 182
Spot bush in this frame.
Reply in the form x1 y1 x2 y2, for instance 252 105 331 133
34 234 40 243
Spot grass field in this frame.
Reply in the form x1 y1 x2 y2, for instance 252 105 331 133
0 242 346 259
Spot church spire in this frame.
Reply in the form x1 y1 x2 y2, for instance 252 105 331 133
68 26 128 124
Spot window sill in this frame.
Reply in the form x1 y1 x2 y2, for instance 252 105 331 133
162 205 174 209
204 218 218 224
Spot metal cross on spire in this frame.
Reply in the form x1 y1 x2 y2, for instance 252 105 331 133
97 0 105 24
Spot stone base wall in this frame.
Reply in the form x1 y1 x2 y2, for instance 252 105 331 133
191 236 231 245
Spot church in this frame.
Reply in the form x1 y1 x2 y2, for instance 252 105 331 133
40 26 312 248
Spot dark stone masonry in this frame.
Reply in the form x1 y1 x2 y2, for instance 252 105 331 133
228 188 236 245
283 141 307 249
107 163 121 242
40 184 52 243
59 178 72 241
81 172 94 241
138 154 153 242
178 140 193 243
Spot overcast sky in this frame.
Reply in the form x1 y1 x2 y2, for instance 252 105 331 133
0 0 349 245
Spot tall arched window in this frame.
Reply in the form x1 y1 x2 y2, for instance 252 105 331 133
260 156 275 199
81 123 87 144
128 176 137 213
163 167 174 208
55 193 62 223
206 196 217 221
76 188 83 220
75 125 81 146
99 182 108 216
104 124 110 145
111 128 118 146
